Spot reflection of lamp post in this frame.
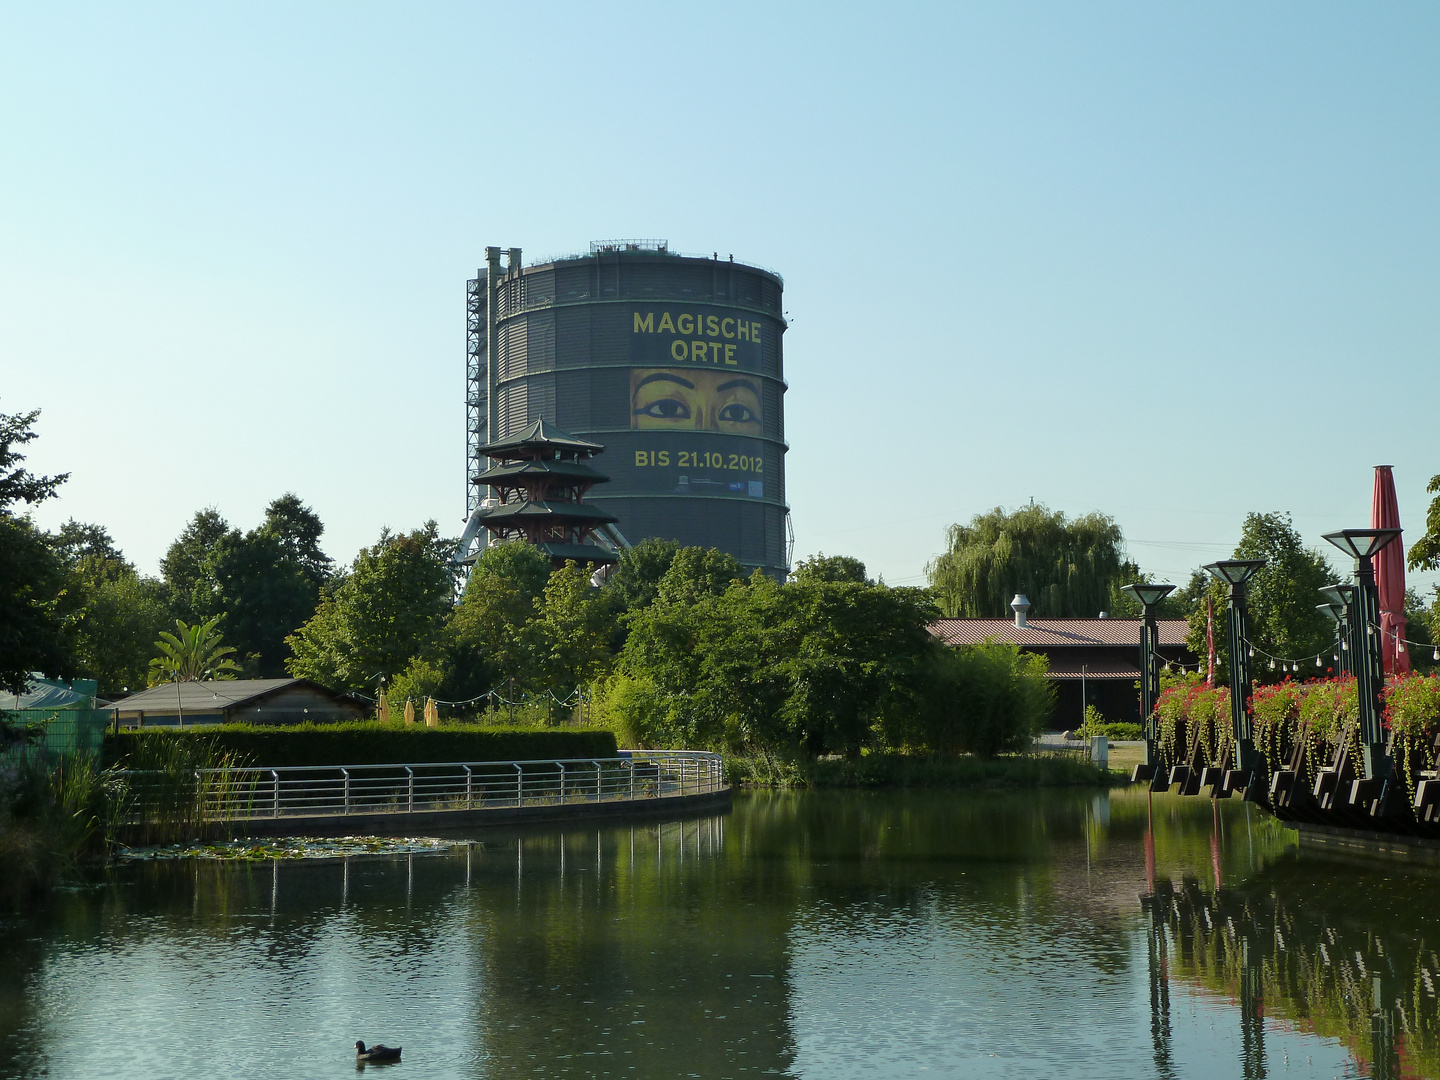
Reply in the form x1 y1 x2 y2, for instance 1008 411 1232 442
1322 529 1402 781
1202 560 1267 775
1121 582 1177 777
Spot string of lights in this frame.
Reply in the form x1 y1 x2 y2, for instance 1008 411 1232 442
1375 623 1440 661
1237 636 1345 674
1159 657 1206 674
349 683 587 710
1231 619 1440 674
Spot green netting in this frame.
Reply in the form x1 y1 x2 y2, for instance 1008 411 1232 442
1 708 111 759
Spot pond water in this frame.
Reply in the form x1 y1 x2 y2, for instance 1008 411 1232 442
2 788 1438 1080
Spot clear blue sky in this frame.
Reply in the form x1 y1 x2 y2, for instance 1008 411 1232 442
4 3 1437 599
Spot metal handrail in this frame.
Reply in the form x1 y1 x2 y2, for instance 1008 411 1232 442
117 751 725 824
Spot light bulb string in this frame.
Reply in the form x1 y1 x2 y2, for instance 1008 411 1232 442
1364 619 1434 654
1158 657 1206 674
1238 636 1344 670
350 683 587 710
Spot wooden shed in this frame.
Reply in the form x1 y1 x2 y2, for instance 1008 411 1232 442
929 617 1195 730
111 679 367 728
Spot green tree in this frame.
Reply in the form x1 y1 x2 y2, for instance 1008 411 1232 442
160 508 235 623
211 497 332 676
927 504 1128 618
654 546 743 607
1407 474 1440 574
148 617 241 684
767 572 936 757
1403 587 1437 675
0 404 68 510
258 492 333 582
1410 474 1440 646
605 537 681 614
790 553 869 585
445 542 554 698
1185 512 1338 684
0 405 72 692
525 562 616 697
613 567 935 759
1104 565 1199 620
64 555 173 696
910 642 1054 757
46 519 124 564
44 520 174 696
160 496 333 676
0 517 72 693
285 522 455 692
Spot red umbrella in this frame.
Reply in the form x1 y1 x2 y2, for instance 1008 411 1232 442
1371 465 1410 675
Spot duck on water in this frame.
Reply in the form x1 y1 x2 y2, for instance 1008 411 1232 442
355 1041 402 1062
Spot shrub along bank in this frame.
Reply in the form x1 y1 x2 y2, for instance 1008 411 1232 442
106 723 619 769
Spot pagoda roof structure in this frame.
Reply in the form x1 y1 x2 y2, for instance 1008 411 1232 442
478 500 619 526
471 419 619 567
472 458 611 487
478 419 604 459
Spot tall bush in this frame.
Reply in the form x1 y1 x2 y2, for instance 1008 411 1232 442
913 642 1054 757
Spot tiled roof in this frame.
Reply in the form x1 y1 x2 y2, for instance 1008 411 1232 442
929 618 1190 648
473 459 610 485
479 419 604 458
538 542 619 565
113 679 307 713
1043 657 1142 680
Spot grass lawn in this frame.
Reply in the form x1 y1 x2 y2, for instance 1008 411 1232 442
1105 740 1145 779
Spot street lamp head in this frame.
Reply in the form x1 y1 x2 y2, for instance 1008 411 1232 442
1322 528 1402 562
1121 582 1177 610
1319 582 1355 610
1202 559 1267 587
1315 602 1345 626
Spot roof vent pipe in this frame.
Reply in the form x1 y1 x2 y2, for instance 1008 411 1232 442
1011 594 1031 628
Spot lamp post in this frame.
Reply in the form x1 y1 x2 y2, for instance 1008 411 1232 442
1321 529 1402 781
1317 585 1355 677
1202 560 1267 775
1121 582 1177 776
1315 603 1344 674
1319 582 1358 677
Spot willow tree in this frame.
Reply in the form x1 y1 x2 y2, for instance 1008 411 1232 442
926 504 1128 618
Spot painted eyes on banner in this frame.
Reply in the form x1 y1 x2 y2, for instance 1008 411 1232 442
630 369 764 431
717 403 757 424
635 399 692 421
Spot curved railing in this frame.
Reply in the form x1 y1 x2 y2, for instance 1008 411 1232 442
119 751 726 823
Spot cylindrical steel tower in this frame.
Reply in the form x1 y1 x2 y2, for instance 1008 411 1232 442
467 241 789 577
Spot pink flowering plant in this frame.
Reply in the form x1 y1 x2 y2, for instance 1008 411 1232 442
1383 674 1440 797
1153 674 1231 764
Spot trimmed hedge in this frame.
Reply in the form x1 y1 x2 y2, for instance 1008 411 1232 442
104 722 619 769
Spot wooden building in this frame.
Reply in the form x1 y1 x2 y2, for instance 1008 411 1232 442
111 679 367 728
929 607 1194 731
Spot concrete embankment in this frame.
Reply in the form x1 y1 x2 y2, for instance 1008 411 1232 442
227 786 733 838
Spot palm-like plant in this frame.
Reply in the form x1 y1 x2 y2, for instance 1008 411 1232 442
148 617 241 685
